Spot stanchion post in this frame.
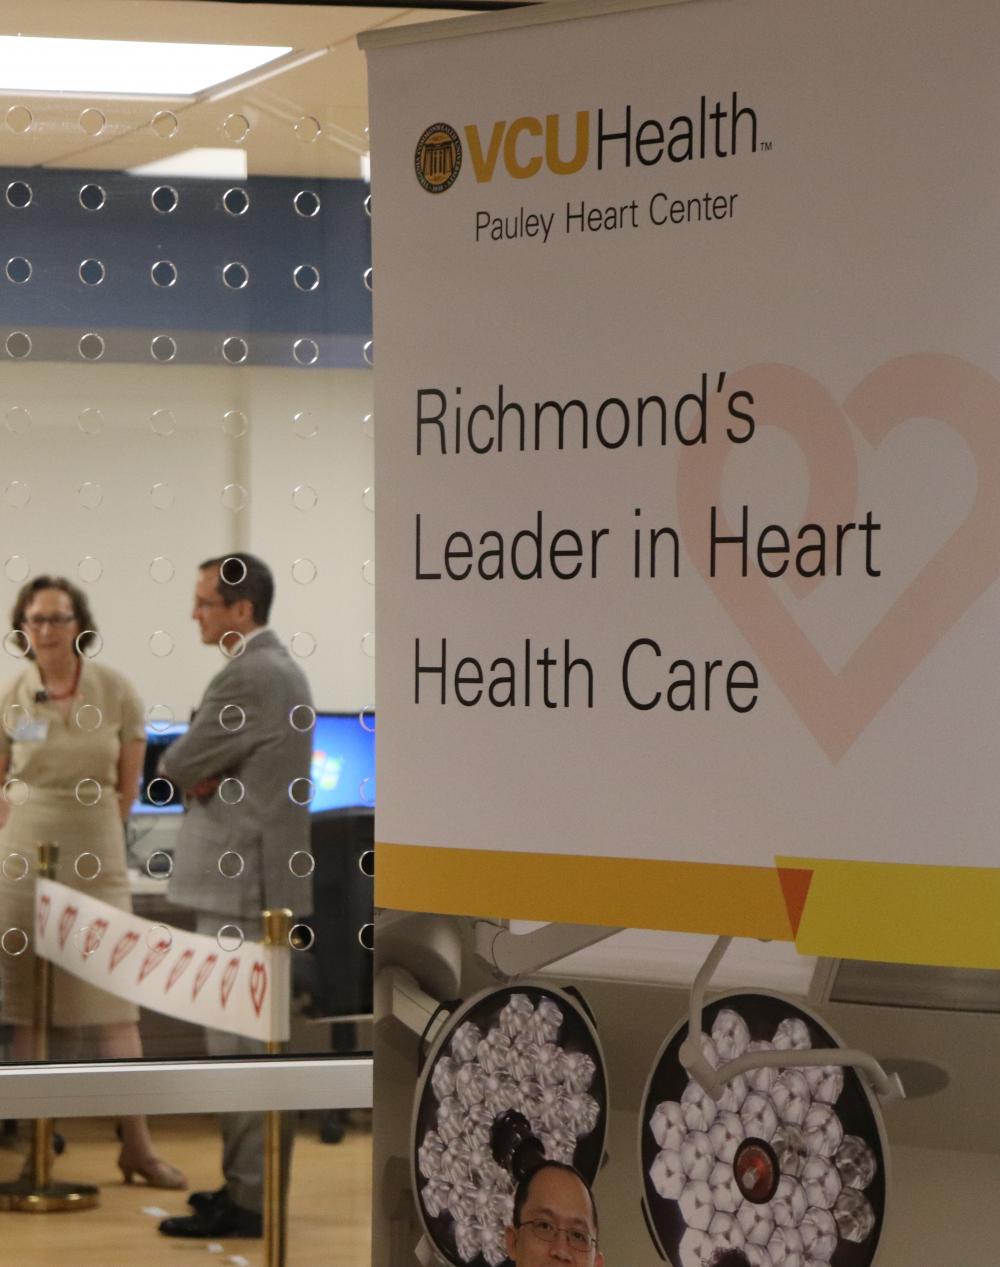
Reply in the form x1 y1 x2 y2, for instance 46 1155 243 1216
262 907 292 1267
0 841 99 1212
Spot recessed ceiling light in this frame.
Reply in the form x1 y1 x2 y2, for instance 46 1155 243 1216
129 148 248 180
0 36 292 97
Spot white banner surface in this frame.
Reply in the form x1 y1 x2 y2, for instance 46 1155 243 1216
34 880 289 1043
365 0 1000 961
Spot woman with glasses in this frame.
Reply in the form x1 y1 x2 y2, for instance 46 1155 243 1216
0 575 185 1189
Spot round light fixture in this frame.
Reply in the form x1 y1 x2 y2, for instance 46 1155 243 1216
411 982 607 1267
640 992 887 1267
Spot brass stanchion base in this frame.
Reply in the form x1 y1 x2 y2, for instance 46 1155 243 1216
0 1178 100 1212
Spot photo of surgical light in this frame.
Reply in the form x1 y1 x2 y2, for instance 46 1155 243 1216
639 937 904 1267
408 979 607 1267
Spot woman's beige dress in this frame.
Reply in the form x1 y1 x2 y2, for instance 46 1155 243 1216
0 658 145 1026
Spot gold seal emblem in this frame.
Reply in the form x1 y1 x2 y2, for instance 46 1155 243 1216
415 123 462 193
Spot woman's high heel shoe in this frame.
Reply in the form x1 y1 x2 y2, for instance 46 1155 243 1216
117 1152 188 1189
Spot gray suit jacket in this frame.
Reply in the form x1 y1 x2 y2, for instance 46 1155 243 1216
161 629 314 918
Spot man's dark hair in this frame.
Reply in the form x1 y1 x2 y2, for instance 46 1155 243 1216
512 1160 599 1236
200 553 274 625
709 1251 752 1267
10 575 99 657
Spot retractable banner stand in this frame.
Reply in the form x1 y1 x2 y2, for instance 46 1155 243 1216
363 4 1000 1264
364 0 999 971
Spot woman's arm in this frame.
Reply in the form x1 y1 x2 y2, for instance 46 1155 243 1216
117 739 145 824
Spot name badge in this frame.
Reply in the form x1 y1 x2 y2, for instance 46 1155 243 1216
16 720 49 742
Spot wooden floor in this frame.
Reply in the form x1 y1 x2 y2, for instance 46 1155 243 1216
0 1113 372 1266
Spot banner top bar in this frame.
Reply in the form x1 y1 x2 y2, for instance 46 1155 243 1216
358 0 696 51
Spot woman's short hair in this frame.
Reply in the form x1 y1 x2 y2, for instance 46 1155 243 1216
10 575 99 657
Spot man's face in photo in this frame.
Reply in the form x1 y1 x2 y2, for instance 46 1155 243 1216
504 1166 604 1266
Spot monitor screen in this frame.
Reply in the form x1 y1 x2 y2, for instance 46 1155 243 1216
310 712 375 812
133 722 188 815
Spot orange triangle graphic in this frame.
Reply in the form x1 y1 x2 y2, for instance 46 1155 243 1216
777 867 814 938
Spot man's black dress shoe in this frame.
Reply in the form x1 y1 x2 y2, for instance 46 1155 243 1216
188 1184 226 1211
159 1192 262 1238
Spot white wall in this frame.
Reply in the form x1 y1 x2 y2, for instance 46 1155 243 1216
0 360 374 719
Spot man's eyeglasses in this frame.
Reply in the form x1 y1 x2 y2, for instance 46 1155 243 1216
24 615 76 629
518 1218 596 1254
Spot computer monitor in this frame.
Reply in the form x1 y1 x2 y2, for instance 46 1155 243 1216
132 722 188 815
310 712 375 812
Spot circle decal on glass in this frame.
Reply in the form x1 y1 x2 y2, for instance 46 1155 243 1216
78 407 104 435
292 484 317 512
222 336 248 365
218 778 245 806
361 632 375 659
293 338 319 366
4 630 31 659
360 777 375 806
78 556 103 584
78 481 103 509
147 777 175 807
288 850 315 878
357 924 374 952
75 630 103 658
222 410 249 437
150 409 175 436
4 480 29 509
359 709 375 734
219 704 246 732
362 485 375 512
146 924 173 952
5 406 32 435
3 704 31 737
222 187 249 216
79 333 105 361
363 267 373 293
151 185 178 214
293 190 320 217
150 482 174 509
221 483 248 512
151 110 178 138
4 556 30 583
146 851 173 879
289 704 315 733
6 257 31 284
288 777 315 807
1 853 29 881
222 261 249 290
289 924 315 951
75 704 103 732
151 335 177 363
358 850 374 878
362 412 374 438
149 629 175 658
5 181 32 209
5 332 31 359
218 850 245 878
223 113 250 142
220 630 246 660
293 265 320 292
362 559 375 585
75 779 102 807
294 116 320 143
149 556 175 584
292 411 317 439
291 558 316 585
147 703 174 732
3 778 28 805
79 108 106 136
151 260 177 288
74 851 102 880
217 924 244 952
79 183 106 211
363 340 374 367
290 631 316 658
220 556 248 586
1 928 29 956
79 258 106 286
5 106 31 134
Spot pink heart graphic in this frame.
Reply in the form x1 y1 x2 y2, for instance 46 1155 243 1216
220 958 241 1009
250 961 267 1018
192 953 218 1001
677 354 1000 761
58 904 78 950
37 894 51 939
110 930 140 972
81 919 108 959
138 937 171 983
164 948 195 994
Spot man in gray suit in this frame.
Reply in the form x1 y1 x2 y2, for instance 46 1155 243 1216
157 552 314 1239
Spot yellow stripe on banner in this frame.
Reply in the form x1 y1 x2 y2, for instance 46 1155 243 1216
776 856 1000 970
376 842 796 941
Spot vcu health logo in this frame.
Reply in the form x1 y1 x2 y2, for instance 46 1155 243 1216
415 123 461 193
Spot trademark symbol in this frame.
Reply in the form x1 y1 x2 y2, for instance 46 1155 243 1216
759 140 773 152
